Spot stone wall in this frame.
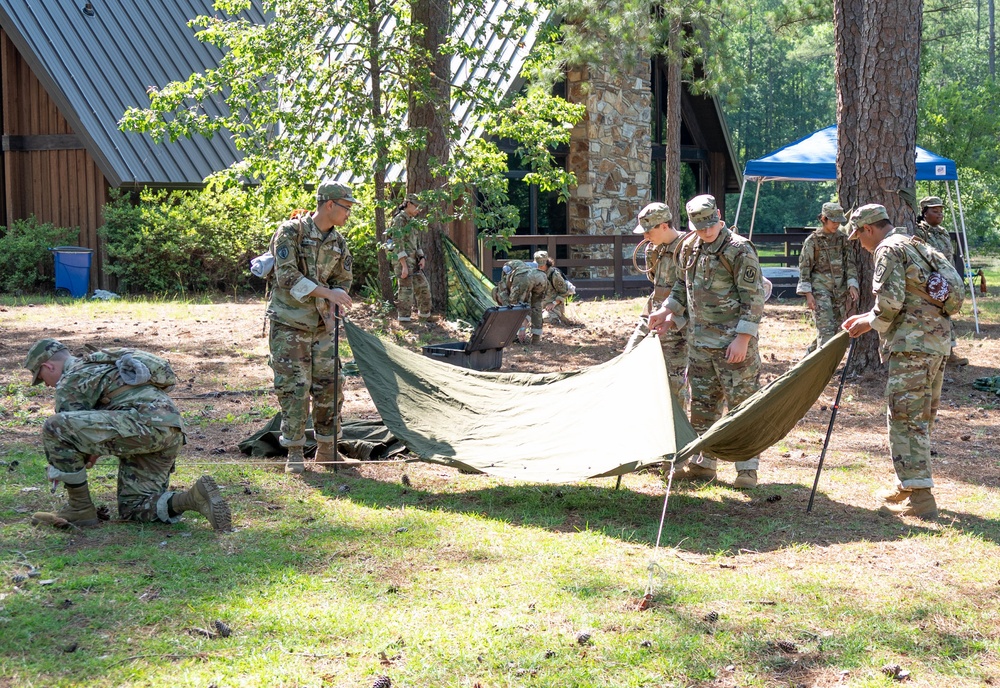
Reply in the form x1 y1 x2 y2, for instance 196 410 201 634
565 60 652 278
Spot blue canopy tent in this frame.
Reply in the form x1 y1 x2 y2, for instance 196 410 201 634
733 125 979 331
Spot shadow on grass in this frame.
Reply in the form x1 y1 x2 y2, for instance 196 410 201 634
309 469 1000 555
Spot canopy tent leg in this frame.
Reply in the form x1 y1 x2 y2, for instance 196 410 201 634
733 178 749 228
747 180 762 240
946 181 980 333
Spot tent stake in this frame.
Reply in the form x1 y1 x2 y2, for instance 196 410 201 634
807 337 856 513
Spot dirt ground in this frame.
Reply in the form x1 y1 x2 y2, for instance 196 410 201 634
1 293 998 522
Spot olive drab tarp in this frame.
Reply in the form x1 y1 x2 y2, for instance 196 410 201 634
345 321 849 482
442 235 497 323
673 330 850 463
345 319 696 482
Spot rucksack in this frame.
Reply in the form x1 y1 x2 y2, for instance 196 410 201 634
81 347 178 391
902 237 965 316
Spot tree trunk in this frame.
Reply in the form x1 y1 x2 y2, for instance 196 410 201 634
407 0 451 312
990 0 996 79
367 3 394 302
664 17 682 216
834 0 923 374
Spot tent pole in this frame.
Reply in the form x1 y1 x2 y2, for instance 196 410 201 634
948 181 980 333
733 178 748 228
747 180 762 240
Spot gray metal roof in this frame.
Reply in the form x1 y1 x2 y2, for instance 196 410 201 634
0 0 265 188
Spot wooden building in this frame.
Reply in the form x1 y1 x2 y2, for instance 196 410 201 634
0 1 260 291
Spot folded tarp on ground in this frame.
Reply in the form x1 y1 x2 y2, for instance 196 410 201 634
345 321 850 482
238 414 408 461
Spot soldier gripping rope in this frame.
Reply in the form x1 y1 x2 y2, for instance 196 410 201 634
23 339 231 531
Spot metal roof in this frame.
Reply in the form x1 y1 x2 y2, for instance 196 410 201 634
0 0 265 187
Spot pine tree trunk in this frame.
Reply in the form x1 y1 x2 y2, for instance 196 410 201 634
834 0 923 374
407 0 451 312
366 9 394 302
664 17 682 216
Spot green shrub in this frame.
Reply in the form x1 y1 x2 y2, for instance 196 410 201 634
100 187 307 294
0 217 80 294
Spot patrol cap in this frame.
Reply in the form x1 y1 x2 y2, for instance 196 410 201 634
404 193 420 206
847 203 889 240
633 202 673 234
685 194 721 231
23 338 67 385
533 250 550 263
919 196 944 211
821 202 847 224
316 179 357 204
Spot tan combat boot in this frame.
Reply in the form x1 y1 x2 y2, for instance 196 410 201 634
31 482 100 527
879 488 938 519
315 441 361 469
673 463 717 482
530 334 541 344
733 470 758 488
285 445 305 474
170 476 232 531
877 487 911 504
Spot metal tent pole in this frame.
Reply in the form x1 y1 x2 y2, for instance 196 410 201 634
947 181 980 333
747 180 762 240
733 178 748 228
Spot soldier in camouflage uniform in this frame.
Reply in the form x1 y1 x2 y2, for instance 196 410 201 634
535 250 571 324
23 339 231 531
624 203 689 407
913 196 968 366
843 204 951 519
267 179 355 474
498 259 549 344
797 202 860 353
649 195 765 488
387 194 431 324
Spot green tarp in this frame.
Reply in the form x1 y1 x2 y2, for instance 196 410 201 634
346 319 695 481
346 320 850 482
442 234 497 323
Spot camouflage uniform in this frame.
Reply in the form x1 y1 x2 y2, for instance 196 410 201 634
502 262 549 337
665 222 765 473
797 226 859 350
387 208 431 321
43 355 186 522
267 212 353 449
541 264 570 322
866 227 951 490
626 233 690 407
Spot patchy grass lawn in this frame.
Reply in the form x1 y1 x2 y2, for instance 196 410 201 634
1 290 999 687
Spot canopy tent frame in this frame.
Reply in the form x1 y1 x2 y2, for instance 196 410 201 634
732 125 979 332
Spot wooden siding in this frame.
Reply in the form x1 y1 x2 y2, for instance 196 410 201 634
1 30 108 291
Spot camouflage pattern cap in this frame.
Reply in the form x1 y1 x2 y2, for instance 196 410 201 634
821 202 847 224
633 202 673 234
533 250 550 264
919 196 944 211
23 338 67 385
316 179 357 203
405 193 420 206
685 194 721 231
847 203 889 240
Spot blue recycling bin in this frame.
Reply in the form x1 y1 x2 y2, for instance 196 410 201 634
50 246 93 298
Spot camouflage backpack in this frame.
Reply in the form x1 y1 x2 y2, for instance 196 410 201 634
902 236 965 316
81 347 178 391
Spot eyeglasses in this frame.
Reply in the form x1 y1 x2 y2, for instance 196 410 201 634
333 201 353 212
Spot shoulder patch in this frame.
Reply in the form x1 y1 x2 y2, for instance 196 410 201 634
874 262 887 282
741 265 758 284
343 254 353 272
277 244 289 260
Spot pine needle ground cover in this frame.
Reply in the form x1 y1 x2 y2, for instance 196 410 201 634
1 294 998 687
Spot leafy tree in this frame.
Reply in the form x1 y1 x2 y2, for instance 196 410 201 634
121 0 583 305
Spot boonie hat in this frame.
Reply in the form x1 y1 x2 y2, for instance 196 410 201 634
847 203 889 240
685 195 721 231
23 338 67 385
316 179 357 203
821 202 847 224
633 202 673 234
919 196 944 211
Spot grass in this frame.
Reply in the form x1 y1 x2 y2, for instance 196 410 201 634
2 295 999 687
